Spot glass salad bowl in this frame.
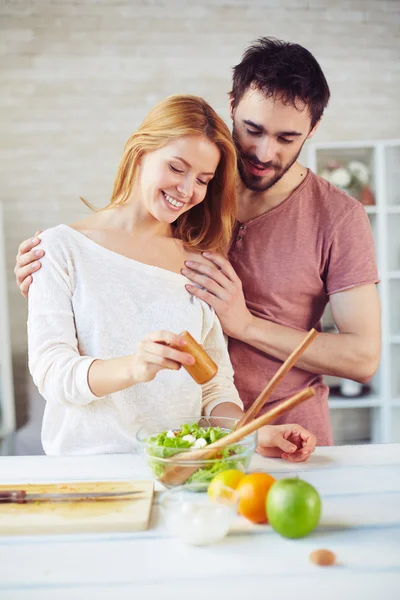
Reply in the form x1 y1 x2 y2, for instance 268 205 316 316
135 415 257 489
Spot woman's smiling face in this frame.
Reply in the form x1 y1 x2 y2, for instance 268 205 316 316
137 135 221 224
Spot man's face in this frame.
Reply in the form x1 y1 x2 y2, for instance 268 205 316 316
231 87 317 192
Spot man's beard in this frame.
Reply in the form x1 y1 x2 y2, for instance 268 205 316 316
232 126 303 193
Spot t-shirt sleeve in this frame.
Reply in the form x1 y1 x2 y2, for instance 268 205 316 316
325 202 380 295
27 230 99 407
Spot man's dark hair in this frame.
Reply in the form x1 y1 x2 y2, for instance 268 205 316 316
231 37 330 129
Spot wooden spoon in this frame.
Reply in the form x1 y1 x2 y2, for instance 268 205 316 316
235 328 318 430
158 386 315 486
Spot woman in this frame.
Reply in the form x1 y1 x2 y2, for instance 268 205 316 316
27 95 316 459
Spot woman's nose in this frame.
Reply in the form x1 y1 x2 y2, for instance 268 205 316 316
177 177 193 199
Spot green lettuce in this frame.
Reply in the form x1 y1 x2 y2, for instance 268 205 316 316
144 422 249 484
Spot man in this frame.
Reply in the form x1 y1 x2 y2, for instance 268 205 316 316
15 38 381 449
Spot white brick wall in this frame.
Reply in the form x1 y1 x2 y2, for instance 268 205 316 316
1 0 399 419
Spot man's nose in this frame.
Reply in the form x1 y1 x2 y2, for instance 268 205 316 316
255 137 277 164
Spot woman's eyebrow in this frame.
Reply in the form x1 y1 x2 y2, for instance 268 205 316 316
172 156 215 176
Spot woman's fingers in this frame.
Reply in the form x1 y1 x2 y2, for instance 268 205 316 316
134 331 196 372
141 340 195 367
145 330 187 347
140 351 181 371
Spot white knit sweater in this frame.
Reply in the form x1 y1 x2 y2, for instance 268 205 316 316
27 225 243 455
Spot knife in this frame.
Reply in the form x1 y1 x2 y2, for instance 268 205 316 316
0 489 144 504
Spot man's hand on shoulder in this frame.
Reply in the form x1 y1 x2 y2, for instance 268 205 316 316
14 231 44 298
181 251 254 339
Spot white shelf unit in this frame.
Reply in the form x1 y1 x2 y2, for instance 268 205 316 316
0 203 16 444
307 139 400 444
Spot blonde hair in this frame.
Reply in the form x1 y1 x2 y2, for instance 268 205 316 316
84 95 237 255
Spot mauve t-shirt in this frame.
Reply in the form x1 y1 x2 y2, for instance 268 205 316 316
228 170 379 445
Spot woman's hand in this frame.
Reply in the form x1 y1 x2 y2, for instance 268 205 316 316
14 232 44 298
256 423 317 462
88 331 197 397
129 330 196 384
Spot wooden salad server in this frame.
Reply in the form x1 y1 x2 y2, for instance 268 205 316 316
234 328 318 430
159 386 315 486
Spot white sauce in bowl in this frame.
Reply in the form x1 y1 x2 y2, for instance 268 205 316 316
165 499 235 545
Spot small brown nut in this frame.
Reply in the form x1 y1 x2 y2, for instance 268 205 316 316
309 549 336 566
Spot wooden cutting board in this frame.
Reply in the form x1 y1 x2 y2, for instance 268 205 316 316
0 480 154 535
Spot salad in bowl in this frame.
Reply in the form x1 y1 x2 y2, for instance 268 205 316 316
136 416 257 488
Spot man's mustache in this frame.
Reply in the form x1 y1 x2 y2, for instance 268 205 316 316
240 152 279 171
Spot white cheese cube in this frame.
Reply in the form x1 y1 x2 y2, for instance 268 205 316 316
193 438 207 449
182 434 196 444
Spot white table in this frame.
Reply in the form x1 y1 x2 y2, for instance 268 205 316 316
0 444 399 600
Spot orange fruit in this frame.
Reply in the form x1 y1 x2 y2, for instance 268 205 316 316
208 469 246 501
236 472 276 524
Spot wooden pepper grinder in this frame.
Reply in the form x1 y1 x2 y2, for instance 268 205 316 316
175 330 218 384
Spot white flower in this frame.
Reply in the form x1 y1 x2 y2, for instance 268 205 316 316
329 167 352 188
347 161 369 185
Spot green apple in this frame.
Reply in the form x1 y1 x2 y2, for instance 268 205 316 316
266 477 321 539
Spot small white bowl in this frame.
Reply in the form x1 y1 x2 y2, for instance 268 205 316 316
160 482 239 546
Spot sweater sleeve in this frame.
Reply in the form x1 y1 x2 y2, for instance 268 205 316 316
27 229 99 407
199 306 243 416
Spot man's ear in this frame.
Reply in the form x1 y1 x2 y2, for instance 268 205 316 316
307 120 320 140
229 93 235 120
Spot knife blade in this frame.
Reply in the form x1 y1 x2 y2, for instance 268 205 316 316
0 489 144 504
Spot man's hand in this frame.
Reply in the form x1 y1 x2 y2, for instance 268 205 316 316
14 232 44 298
256 424 316 462
181 251 253 339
